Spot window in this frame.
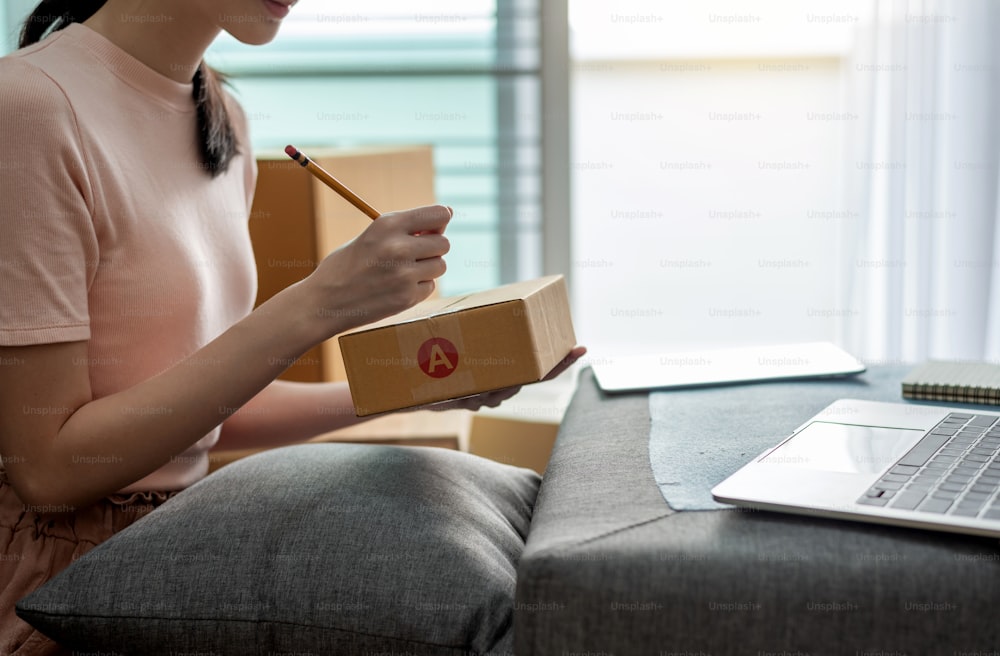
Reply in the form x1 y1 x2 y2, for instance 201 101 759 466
568 0 862 356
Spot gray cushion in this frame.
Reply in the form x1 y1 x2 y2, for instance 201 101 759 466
17 443 539 655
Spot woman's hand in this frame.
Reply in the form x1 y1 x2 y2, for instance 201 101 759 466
301 205 452 338
423 345 588 412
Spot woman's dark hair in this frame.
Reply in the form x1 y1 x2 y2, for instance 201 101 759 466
20 0 239 177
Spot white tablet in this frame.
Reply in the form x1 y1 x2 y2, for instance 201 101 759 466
591 341 866 393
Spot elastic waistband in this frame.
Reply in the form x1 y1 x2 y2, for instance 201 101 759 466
0 465 177 542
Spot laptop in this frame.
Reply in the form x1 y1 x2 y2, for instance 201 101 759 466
711 399 1000 538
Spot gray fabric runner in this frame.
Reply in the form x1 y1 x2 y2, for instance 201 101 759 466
648 365 918 511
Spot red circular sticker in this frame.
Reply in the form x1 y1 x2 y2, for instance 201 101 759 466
417 337 459 378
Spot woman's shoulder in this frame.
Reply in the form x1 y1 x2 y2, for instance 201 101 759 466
221 86 256 160
221 87 250 131
0 54 85 165
0 53 76 120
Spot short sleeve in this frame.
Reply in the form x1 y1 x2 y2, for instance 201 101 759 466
0 57 96 346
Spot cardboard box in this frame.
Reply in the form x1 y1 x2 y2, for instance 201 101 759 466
468 415 559 475
467 360 579 473
339 275 576 416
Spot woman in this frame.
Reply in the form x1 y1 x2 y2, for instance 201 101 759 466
0 1 584 652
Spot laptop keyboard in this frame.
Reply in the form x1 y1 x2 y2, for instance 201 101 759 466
858 412 1000 519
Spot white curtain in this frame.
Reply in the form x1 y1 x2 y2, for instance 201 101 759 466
839 0 1000 363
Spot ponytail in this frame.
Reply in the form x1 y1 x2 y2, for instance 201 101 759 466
192 64 239 176
17 0 105 46
20 0 239 177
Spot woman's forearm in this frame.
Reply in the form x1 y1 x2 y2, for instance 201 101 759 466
216 379 368 451
18 284 331 508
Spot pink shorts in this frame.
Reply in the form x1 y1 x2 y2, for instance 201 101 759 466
0 472 176 655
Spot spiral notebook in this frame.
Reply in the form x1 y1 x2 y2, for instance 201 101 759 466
901 361 1000 406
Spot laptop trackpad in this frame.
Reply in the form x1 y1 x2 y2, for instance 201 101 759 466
761 421 922 474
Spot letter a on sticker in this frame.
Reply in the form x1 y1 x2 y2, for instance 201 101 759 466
427 345 453 373
418 337 459 378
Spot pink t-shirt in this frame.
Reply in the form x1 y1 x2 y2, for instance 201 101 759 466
0 24 258 492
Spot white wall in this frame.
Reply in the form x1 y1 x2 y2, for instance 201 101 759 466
571 57 849 357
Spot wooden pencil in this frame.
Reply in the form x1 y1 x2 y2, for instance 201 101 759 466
284 145 381 220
